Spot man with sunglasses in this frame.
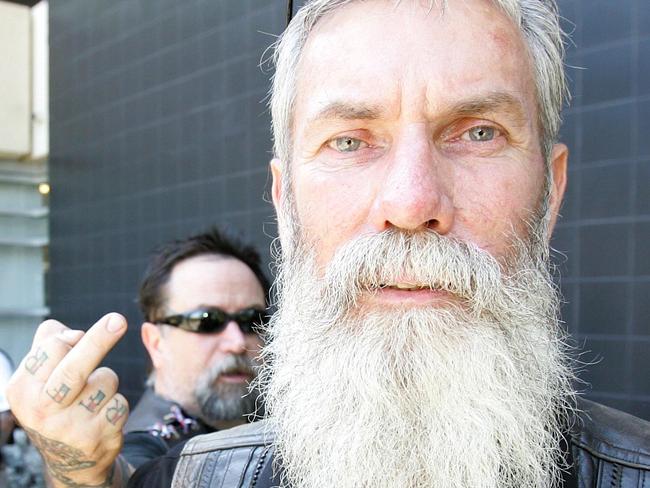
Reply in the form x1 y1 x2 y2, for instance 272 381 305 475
135 0 649 486
5 228 269 487
123 228 269 470
8 0 650 487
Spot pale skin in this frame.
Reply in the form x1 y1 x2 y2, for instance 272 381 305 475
8 0 570 486
6 313 132 488
271 0 568 306
141 256 265 428
6 256 265 487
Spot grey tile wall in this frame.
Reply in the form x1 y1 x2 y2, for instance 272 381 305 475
554 0 650 419
49 0 649 419
49 0 284 402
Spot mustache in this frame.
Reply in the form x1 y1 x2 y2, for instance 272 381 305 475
205 354 256 383
320 229 508 309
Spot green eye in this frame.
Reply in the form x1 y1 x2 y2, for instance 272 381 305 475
334 137 362 152
468 126 495 142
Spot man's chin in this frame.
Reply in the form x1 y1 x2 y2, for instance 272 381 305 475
198 387 258 425
210 381 249 400
266 309 571 488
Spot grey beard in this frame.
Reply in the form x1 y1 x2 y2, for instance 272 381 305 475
194 354 261 426
258 227 576 488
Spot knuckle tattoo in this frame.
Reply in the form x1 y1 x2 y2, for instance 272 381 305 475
105 398 127 425
46 383 71 403
80 390 106 413
24 347 48 375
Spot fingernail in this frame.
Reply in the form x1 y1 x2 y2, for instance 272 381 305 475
106 314 125 333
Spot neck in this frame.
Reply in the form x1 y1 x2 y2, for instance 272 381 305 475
153 375 192 409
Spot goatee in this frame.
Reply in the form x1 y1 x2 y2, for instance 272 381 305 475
194 354 261 426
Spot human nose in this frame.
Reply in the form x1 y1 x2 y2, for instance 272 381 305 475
370 128 454 233
219 321 247 354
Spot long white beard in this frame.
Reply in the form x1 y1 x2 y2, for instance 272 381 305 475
259 229 575 488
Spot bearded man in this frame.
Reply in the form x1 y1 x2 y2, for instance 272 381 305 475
6 228 269 487
123 228 269 469
6 0 650 487
127 0 647 486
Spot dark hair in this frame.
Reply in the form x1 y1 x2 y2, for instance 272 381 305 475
138 227 270 322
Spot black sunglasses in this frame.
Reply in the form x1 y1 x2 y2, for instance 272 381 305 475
155 307 267 335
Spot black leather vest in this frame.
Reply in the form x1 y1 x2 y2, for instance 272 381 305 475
125 388 212 449
171 419 278 488
171 399 650 487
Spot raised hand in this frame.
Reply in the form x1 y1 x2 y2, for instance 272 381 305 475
6 313 131 488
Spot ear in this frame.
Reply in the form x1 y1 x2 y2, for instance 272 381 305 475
141 322 165 369
270 158 283 212
546 143 568 238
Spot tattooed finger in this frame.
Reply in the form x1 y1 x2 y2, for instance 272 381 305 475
46 382 72 403
42 314 126 408
18 327 83 386
24 347 48 375
76 367 118 414
103 396 129 427
80 390 107 413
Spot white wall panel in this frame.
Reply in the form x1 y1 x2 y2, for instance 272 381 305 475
31 1 48 159
0 1 31 158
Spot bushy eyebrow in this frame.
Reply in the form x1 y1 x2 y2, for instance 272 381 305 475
303 91 528 131
444 92 528 123
307 102 385 124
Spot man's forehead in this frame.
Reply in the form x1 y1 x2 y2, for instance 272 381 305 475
299 0 523 62
165 256 265 313
293 0 535 129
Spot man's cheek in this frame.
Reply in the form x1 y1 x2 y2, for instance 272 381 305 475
455 191 521 257
246 339 263 355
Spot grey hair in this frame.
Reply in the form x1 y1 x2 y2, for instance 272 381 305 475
270 0 568 166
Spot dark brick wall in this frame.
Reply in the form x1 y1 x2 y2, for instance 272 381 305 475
49 0 649 419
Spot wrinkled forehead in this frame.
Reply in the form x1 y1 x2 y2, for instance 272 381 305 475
292 0 536 128
298 0 527 59
164 256 266 314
